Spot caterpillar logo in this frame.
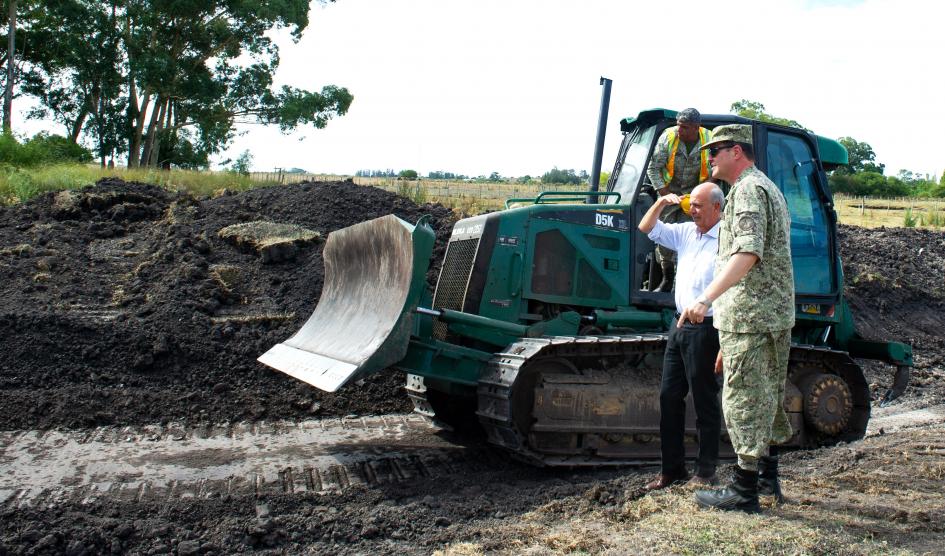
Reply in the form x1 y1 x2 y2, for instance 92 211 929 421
595 213 614 227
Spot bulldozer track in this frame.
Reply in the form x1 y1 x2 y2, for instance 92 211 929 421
477 334 669 466
0 414 505 508
468 334 870 466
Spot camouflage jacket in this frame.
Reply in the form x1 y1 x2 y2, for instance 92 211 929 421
714 165 795 333
645 126 710 193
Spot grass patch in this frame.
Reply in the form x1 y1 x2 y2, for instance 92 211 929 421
432 543 484 556
927 210 944 227
396 180 430 205
610 490 900 556
903 208 918 228
0 244 32 257
209 312 295 324
0 164 278 206
852 272 890 287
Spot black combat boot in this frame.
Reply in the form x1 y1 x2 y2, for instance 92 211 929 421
652 261 675 292
759 449 784 503
694 466 761 514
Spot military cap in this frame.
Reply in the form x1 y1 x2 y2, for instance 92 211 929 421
676 108 701 123
700 124 753 150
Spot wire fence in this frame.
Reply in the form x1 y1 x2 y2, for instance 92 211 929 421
833 194 945 212
248 173 589 209
832 194 945 228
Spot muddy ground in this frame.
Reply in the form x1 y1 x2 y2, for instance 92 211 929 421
0 179 943 555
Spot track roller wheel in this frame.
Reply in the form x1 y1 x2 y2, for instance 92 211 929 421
799 373 853 435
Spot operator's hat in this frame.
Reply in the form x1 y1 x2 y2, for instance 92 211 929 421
700 124 752 150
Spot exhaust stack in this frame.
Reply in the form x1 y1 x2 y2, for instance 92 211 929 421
588 76 613 199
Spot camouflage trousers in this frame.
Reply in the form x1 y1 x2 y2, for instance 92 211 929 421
655 205 692 264
719 329 793 466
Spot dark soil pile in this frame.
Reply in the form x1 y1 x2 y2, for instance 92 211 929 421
838 225 945 404
0 179 455 429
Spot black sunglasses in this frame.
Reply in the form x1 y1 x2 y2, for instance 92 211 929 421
708 144 736 156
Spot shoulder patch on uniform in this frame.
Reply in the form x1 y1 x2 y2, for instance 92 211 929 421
737 214 758 234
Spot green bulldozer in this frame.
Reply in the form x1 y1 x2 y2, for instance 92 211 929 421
260 102 912 466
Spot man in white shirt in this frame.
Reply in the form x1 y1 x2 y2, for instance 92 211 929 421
638 181 725 490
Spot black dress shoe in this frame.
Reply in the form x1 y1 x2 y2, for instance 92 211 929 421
688 473 719 486
645 472 689 491
695 466 761 514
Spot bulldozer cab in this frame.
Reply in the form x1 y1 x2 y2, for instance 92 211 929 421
606 109 843 314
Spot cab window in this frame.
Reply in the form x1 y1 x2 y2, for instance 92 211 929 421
610 124 658 204
766 131 834 295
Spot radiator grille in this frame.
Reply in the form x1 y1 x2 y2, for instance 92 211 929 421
431 237 480 339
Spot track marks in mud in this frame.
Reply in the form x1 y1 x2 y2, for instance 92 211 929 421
0 414 509 508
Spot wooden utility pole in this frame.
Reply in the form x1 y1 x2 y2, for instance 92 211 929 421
3 0 16 132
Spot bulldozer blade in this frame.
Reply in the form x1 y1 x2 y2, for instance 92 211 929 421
259 214 435 392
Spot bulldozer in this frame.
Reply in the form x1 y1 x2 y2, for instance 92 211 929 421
260 100 913 466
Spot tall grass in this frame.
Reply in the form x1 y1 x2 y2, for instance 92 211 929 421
902 208 917 228
395 180 428 205
928 210 944 227
0 164 278 206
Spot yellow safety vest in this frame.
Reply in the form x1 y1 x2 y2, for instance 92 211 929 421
663 127 711 185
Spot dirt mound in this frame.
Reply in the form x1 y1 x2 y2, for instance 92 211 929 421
838 225 945 405
0 179 455 429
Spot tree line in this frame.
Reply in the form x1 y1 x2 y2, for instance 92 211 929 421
733 100 944 198
1 0 352 169
354 168 596 185
829 138 943 197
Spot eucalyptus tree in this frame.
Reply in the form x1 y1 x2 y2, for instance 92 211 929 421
3 0 15 132
126 0 353 168
1 0 45 133
730 100 808 132
835 137 885 175
25 0 352 168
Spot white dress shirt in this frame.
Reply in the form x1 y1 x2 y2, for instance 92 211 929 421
647 219 720 316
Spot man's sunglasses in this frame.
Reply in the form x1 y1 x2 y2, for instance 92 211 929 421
708 144 736 156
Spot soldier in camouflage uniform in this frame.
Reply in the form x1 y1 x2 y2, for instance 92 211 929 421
645 108 713 291
677 124 795 514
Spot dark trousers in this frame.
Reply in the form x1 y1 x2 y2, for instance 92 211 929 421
660 317 722 477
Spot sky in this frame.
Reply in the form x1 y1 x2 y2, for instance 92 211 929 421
17 0 945 179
